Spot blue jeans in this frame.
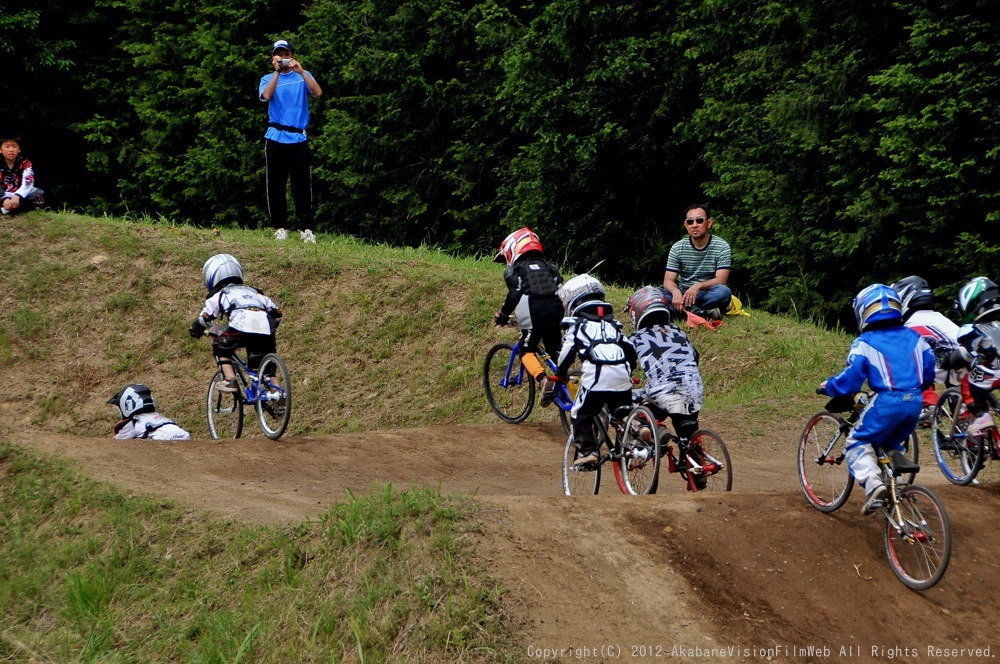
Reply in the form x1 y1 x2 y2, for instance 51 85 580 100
660 285 732 315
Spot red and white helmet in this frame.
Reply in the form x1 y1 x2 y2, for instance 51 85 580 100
493 227 543 266
625 286 673 329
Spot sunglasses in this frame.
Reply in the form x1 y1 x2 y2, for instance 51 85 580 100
685 217 707 226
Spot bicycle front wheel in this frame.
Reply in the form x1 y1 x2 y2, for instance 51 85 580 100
207 370 244 440
619 406 661 495
688 429 732 492
884 484 952 590
797 411 853 511
255 354 292 440
931 387 981 485
483 343 535 424
562 429 600 496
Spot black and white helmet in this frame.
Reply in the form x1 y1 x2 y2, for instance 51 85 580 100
890 275 934 322
107 384 156 418
559 274 610 317
202 254 243 293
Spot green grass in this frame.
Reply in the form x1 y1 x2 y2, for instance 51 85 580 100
0 443 517 662
0 211 859 660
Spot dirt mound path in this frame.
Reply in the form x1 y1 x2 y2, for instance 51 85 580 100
12 423 1000 662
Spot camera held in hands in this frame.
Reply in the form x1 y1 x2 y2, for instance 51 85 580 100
278 58 292 69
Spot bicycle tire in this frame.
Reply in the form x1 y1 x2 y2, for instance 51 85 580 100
687 429 731 492
798 411 854 511
255 353 292 440
483 342 534 424
562 428 600 495
619 405 661 495
884 484 951 590
206 369 244 440
931 387 982 485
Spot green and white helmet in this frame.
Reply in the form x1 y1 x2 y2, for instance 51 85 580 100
954 276 1000 324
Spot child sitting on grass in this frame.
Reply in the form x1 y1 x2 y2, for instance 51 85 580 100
108 384 191 440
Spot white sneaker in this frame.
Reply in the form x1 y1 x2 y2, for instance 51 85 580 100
300 229 317 243
967 412 997 436
274 228 288 240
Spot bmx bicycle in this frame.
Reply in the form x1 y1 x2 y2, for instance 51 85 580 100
797 392 951 589
206 348 292 440
483 339 579 434
562 402 661 495
930 386 1000 485
658 427 732 492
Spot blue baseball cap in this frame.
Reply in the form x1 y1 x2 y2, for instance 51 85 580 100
271 39 294 54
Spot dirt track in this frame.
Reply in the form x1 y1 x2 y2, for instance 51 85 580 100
11 421 1000 663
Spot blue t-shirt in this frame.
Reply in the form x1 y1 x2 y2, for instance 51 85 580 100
258 71 316 144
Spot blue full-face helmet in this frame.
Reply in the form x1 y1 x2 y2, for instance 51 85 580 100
853 284 902 331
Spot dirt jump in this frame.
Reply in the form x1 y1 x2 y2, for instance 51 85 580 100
11 416 1000 663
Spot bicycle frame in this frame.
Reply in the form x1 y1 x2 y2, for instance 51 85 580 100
505 340 574 411
229 352 283 407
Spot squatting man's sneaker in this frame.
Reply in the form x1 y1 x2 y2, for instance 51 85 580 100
274 228 289 240
862 484 887 516
300 229 317 243
574 449 599 466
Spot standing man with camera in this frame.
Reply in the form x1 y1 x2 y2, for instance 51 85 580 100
259 38 322 234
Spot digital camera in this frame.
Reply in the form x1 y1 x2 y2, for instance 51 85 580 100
278 58 292 68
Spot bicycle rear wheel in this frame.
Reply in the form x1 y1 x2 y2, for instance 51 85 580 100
255 353 292 440
687 429 731 492
798 411 853 511
483 342 535 424
931 387 982 485
207 370 244 440
562 428 600 495
884 484 951 590
619 406 661 495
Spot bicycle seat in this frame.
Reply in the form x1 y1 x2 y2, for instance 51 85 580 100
889 450 920 476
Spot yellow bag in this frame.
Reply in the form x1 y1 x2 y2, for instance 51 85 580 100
727 295 750 317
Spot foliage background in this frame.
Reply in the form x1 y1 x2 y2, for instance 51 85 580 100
2 0 998 326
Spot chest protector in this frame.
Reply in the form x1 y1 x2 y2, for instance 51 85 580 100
518 259 560 297
576 318 627 365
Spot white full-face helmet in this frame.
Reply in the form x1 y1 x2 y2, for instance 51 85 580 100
559 274 609 316
202 254 243 293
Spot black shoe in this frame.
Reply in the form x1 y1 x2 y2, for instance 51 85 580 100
574 449 599 466
862 485 887 516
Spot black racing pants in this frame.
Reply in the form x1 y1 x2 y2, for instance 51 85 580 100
265 139 313 230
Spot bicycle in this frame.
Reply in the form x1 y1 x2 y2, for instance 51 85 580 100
659 428 733 492
483 339 579 434
797 393 950 589
206 348 292 440
930 386 1000 485
562 403 661 496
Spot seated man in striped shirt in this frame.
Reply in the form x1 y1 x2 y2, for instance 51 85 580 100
661 203 732 321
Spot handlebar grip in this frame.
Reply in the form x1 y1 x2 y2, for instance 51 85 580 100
815 387 826 395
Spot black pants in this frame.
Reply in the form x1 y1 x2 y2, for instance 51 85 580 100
265 139 313 229
573 389 633 454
